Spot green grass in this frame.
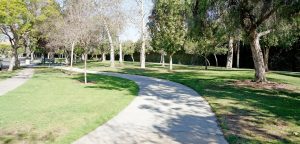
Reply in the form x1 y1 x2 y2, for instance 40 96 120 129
0 68 138 144
76 61 300 144
0 69 20 81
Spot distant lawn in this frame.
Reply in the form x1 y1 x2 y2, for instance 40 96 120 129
76 61 300 144
0 69 20 81
0 68 138 144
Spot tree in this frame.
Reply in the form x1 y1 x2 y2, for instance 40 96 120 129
185 0 228 70
228 0 300 82
92 0 126 68
0 0 33 71
261 17 299 72
149 0 186 70
98 41 110 62
122 40 136 62
0 43 11 57
184 29 227 70
136 0 146 68
27 0 61 61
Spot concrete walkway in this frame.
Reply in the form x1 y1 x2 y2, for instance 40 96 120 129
61 67 227 144
0 68 34 96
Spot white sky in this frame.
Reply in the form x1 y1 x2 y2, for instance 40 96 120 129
119 0 154 42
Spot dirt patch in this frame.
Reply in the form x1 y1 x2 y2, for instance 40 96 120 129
0 127 63 144
232 80 297 91
221 114 292 143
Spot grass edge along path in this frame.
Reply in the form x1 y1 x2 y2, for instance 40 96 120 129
0 69 21 81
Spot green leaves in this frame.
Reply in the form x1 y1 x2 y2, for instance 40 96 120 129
149 0 186 55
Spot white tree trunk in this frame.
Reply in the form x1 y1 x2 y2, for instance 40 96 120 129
140 0 146 68
8 55 15 71
169 54 173 70
131 54 135 62
65 54 70 65
226 37 234 68
161 53 165 67
84 53 88 84
104 24 115 67
30 52 34 61
236 41 240 68
102 53 106 62
214 54 218 67
119 41 123 63
70 41 75 68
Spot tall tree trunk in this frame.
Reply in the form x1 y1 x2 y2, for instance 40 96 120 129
226 37 234 68
13 46 20 68
140 0 146 69
74 54 77 64
65 53 70 65
264 47 270 72
119 41 123 64
249 30 267 82
48 52 50 59
169 54 173 70
161 53 165 67
8 55 15 71
30 52 34 61
131 54 135 62
236 41 240 68
102 53 106 62
70 41 75 68
81 54 85 61
104 24 115 67
84 53 88 84
204 56 208 70
214 54 218 67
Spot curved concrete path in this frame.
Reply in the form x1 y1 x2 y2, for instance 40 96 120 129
0 68 34 96
60 67 227 144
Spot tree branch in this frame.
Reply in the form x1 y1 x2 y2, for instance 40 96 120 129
258 29 272 37
256 6 279 27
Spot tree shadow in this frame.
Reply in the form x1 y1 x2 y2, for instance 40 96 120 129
72 74 138 96
272 71 300 78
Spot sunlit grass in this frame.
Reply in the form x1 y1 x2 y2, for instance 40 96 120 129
0 68 138 144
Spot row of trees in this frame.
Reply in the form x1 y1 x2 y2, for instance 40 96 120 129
0 0 60 71
1 0 299 83
0 0 148 84
149 0 299 82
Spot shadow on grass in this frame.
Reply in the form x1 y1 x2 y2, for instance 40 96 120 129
73 74 138 96
272 71 300 78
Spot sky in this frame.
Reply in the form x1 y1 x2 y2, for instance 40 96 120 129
119 0 154 42
56 0 154 42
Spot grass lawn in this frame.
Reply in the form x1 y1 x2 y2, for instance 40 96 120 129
0 68 138 144
76 61 300 144
0 69 20 81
